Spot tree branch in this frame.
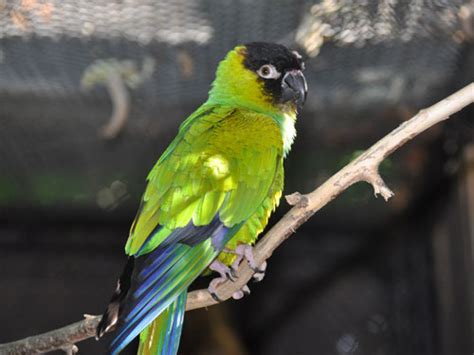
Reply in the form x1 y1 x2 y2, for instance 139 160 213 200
1 83 473 354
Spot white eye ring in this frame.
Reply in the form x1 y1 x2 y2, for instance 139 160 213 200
257 64 281 79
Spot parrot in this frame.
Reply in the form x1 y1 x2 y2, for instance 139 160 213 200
96 42 307 355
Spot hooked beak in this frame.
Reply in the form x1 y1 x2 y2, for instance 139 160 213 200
280 70 307 109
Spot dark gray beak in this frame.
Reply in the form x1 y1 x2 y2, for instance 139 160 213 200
280 70 307 108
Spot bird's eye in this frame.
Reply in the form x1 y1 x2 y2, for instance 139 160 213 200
257 64 281 79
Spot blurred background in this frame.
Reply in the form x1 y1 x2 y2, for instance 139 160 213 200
1 0 474 354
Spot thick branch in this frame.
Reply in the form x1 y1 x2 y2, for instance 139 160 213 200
1 83 472 354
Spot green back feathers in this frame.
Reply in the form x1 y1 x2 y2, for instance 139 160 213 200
125 105 283 256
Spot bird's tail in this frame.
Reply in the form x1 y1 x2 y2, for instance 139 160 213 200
137 290 187 355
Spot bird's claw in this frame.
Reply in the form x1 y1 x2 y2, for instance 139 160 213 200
252 261 267 283
207 248 264 302
250 264 265 274
232 285 251 300
229 267 238 279
209 284 251 302
230 245 267 282
210 291 223 302
208 260 239 301
209 260 237 282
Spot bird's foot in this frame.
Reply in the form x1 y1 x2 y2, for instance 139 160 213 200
207 277 225 302
208 278 252 301
232 285 251 300
229 244 267 282
208 260 236 302
207 260 252 301
252 261 267 282
209 259 237 282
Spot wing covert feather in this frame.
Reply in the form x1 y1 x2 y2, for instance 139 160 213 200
125 106 283 256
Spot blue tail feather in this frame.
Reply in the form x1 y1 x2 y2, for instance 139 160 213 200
107 218 241 354
136 290 187 355
125 246 205 323
109 240 218 354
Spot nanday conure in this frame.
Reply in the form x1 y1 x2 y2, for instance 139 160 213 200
96 42 307 355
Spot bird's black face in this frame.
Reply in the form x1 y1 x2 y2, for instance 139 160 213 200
243 42 307 109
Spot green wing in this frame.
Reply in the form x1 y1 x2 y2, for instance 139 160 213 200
125 104 283 256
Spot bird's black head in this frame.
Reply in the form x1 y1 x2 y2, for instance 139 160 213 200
243 42 307 108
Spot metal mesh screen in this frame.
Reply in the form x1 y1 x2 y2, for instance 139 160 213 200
0 0 472 214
